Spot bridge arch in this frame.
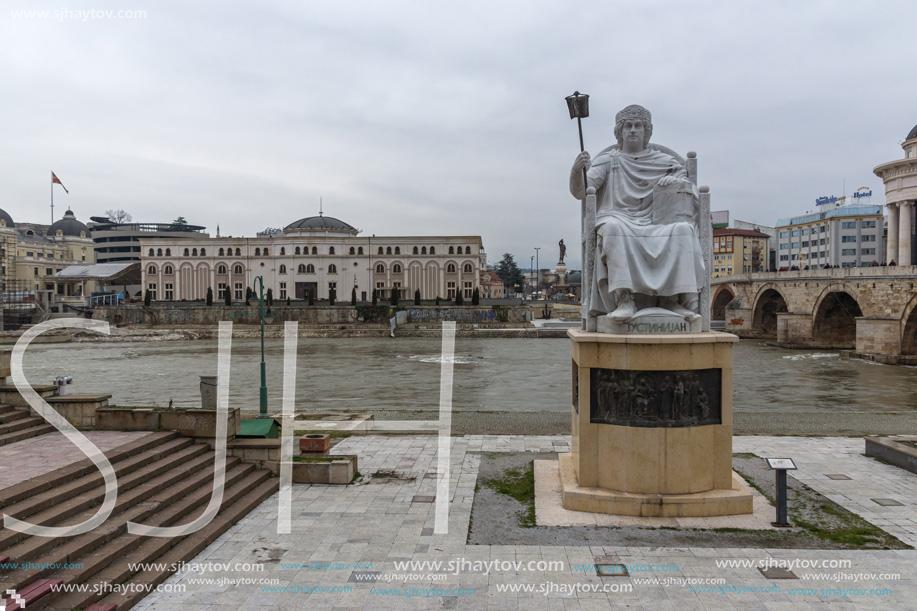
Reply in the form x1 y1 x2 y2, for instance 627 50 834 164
751 285 788 338
900 294 917 355
711 286 735 320
812 285 863 349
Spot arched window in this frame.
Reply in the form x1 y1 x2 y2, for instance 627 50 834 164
429 247 435 255
217 264 227 274
233 264 243 274
447 264 456 273
328 264 337 274
393 263 402 274
218 248 224 256
465 246 471 254
349 247 355 255
184 248 190 256
413 246 418 255
421 246 427 255
376 263 385 274
295 246 301 255
298 264 306 273
192 248 198 256
263 248 269 256
149 248 155 256
311 246 317 255
448 246 454 254
147 265 157 275
306 263 315 273
255 248 261 256
279 264 287 274
358 247 364 255
464 263 473 273
234 248 241 256
386 247 392 255
164 265 174 275
378 247 384 255
395 247 401 254
200 248 206 256
329 247 335 255
280 247 286 255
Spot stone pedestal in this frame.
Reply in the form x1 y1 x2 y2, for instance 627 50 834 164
561 329 752 517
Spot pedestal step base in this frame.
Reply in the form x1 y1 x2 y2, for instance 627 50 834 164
559 453 753 517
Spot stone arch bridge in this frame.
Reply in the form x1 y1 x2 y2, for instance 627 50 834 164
711 268 917 364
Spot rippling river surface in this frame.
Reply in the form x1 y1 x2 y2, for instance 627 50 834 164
19 338 917 415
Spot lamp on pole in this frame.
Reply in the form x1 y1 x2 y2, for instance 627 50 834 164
248 276 274 418
534 247 541 301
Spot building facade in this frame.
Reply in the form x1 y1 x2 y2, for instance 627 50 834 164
139 215 484 302
775 204 884 269
0 209 96 294
874 123 917 265
89 217 208 264
711 228 770 278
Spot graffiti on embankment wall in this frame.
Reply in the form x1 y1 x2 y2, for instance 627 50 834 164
406 309 497 323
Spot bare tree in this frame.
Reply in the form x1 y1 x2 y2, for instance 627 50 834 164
105 209 132 224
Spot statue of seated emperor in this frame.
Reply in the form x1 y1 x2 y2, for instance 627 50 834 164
569 104 707 327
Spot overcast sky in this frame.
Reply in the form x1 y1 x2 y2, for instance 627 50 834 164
2 1 914 269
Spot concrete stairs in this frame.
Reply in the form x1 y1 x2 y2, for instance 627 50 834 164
0 405 55 447
0 431 278 610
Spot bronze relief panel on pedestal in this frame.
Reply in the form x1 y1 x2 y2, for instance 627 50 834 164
589 368 721 427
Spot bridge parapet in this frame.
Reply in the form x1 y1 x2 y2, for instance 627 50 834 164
712 266 917 287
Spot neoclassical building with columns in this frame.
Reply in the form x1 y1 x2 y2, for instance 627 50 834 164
139 214 485 303
875 123 917 265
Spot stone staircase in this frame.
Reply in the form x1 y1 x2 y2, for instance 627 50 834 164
0 404 55 447
0 431 278 610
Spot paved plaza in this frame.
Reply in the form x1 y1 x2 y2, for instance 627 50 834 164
129 434 917 610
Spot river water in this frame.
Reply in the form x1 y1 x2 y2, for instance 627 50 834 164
18 338 917 415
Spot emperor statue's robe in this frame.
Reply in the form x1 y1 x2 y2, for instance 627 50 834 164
570 146 706 317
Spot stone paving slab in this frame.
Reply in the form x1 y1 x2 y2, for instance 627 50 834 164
135 435 917 610
0 430 151 490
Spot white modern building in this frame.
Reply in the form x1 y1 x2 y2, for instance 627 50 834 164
139 214 485 302
775 201 884 269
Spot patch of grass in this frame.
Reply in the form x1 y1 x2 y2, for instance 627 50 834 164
352 471 361 482
482 461 536 528
734 466 774 503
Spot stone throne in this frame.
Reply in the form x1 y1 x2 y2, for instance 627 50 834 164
580 145 712 333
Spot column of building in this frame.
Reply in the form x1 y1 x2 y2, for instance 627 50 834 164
900 202 914 266
887 203 899 264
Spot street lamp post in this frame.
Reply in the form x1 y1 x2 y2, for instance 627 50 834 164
249 276 274 418
530 256 534 300
534 247 541 301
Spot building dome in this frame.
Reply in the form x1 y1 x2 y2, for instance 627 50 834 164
907 124 917 141
284 214 357 233
49 209 90 237
0 208 14 229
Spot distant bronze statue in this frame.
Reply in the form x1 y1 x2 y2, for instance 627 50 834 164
558 239 566 263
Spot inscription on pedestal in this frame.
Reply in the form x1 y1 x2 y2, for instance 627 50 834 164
590 368 721 427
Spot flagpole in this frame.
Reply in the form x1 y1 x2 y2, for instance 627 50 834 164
51 171 54 224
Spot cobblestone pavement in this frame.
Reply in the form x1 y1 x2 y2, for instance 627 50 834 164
0 430 151 490
137 434 917 610
357 409 917 437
